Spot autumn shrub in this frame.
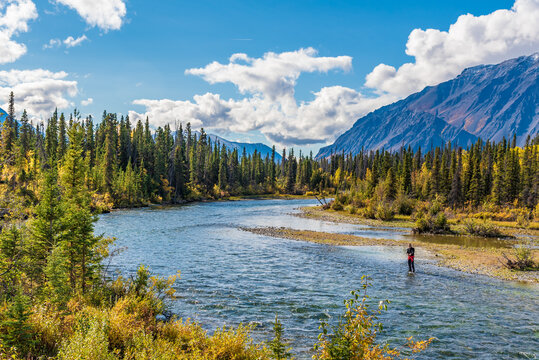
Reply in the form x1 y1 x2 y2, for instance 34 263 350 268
375 202 395 221
313 276 433 360
345 205 357 215
335 193 350 206
360 202 376 219
91 192 114 213
30 305 68 356
516 214 530 228
331 201 344 211
503 243 538 271
463 219 503 237
57 316 115 360
413 211 451 234
205 324 269 359
394 194 414 216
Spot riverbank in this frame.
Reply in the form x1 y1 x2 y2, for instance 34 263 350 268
242 226 539 283
298 206 539 237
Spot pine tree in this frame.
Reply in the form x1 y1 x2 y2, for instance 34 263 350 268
218 144 228 190
0 293 34 353
1 91 16 156
28 166 65 287
270 145 276 188
384 167 397 201
58 113 67 160
60 123 104 293
267 315 293 360
18 110 31 158
45 109 59 163
448 150 463 208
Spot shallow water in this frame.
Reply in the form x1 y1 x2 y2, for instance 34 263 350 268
96 199 538 359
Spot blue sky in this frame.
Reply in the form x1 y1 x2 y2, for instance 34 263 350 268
2 0 537 154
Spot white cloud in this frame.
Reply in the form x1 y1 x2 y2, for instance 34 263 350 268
44 34 88 49
0 0 37 64
186 47 352 101
64 34 88 47
131 0 539 147
130 87 396 145
365 0 539 97
54 0 126 31
43 38 62 49
132 49 367 145
0 69 78 119
81 97 93 106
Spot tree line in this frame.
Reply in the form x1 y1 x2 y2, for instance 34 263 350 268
1 95 333 211
322 134 539 211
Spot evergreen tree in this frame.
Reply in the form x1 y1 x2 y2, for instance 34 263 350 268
60 123 104 293
28 166 65 288
218 144 228 190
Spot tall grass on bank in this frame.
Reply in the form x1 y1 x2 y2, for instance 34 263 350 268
0 271 433 360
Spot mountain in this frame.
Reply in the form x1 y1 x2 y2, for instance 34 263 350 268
317 53 539 157
198 132 282 161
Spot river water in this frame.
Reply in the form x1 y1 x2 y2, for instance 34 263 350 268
96 198 538 359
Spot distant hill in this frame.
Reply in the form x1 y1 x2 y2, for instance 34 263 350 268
194 131 281 161
317 53 539 157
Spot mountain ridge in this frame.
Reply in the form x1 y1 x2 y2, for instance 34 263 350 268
195 131 282 160
317 53 539 157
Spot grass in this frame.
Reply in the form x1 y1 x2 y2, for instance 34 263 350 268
301 205 539 237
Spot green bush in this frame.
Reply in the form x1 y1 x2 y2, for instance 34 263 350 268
413 211 451 234
394 194 414 215
267 315 293 360
345 205 357 215
428 195 445 216
0 294 35 355
313 276 433 359
503 243 538 271
360 203 376 219
331 201 343 211
375 203 395 221
463 219 502 237
516 214 530 228
57 317 115 360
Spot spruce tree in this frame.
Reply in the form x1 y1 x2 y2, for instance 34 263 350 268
28 166 65 288
218 144 228 190
60 123 103 293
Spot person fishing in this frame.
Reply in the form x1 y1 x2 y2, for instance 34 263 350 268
406 243 415 273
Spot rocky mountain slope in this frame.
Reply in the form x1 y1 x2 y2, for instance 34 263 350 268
317 53 539 157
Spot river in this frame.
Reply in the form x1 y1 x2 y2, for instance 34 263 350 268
95 198 538 359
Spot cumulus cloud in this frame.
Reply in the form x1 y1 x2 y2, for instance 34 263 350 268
132 0 539 146
64 34 88 47
186 47 352 102
54 0 126 31
81 97 93 106
132 49 370 145
0 69 78 119
365 0 539 96
0 0 38 64
43 38 61 49
43 34 88 49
